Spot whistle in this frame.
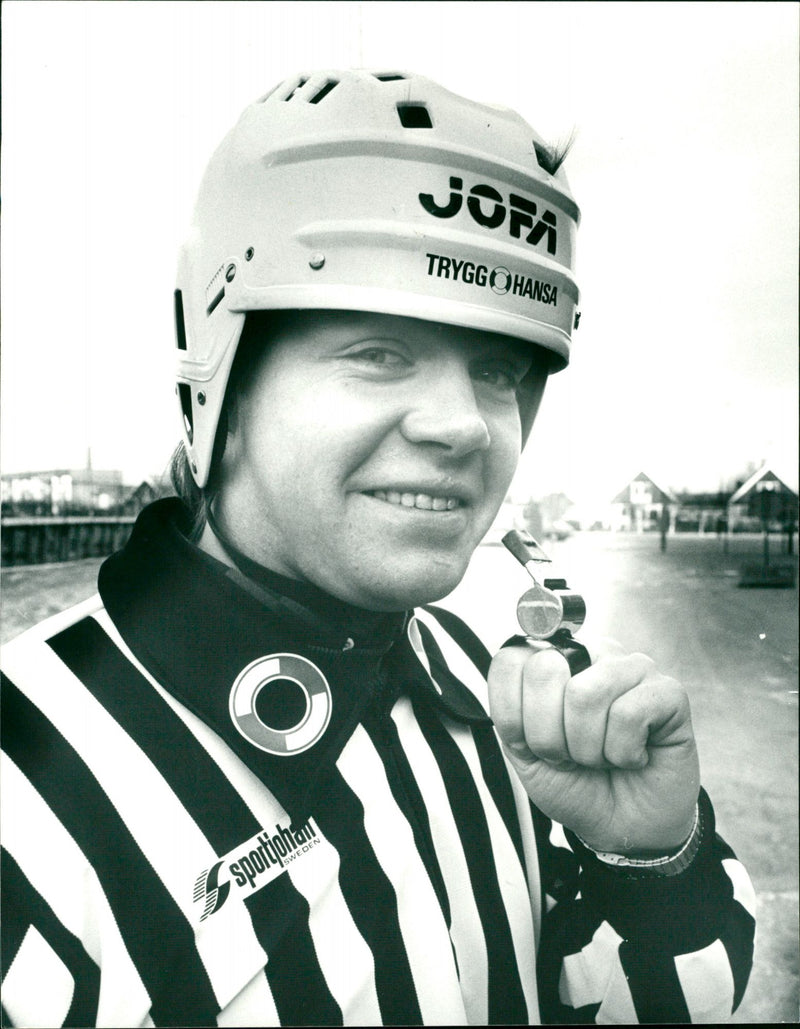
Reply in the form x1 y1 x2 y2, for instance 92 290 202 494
502 529 591 675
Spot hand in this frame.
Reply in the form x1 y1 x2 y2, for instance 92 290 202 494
487 640 700 854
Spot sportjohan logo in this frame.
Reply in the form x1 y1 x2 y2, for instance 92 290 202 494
419 176 558 255
229 653 332 756
193 819 321 921
425 252 558 307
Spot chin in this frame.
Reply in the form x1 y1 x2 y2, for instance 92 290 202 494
358 560 469 612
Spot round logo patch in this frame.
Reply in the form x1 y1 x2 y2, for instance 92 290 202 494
229 654 332 756
490 265 511 294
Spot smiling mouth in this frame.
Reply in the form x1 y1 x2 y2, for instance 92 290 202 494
365 490 463 511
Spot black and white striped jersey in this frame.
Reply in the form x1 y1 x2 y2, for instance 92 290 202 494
1 500 756 1026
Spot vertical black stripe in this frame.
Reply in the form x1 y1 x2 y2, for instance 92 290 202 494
1 848 102 1028
2 676 219 1027
413 703 528 1025
536 896 601 1021
246 879 342 1025
721 901 756 1012
414 619 491 724
529 802 581 908
414 615 528 872
423 606 492 678
313 770 424 1026
619 939 692 1023
471 722 528 870
47 617 340 1024
364 703 451 926
418 613 534 904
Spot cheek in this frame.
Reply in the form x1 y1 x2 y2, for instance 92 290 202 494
242 392 384 497
295 391 399 470
489 414 522 486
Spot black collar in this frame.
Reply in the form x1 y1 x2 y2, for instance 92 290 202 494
99 499 490 822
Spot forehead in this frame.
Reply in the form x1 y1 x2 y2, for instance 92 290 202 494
243 309 535 361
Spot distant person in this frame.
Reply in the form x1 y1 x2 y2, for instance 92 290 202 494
784 517 795 555
1 70 755 1026
660 502 670 551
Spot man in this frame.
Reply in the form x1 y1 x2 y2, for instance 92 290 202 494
1 70 755 1026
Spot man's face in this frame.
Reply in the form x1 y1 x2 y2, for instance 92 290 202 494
216 311 544 610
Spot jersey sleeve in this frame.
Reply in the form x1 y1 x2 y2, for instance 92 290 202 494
531 787 756 1023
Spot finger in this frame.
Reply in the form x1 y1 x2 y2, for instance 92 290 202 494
604 674 693 768
520 647 571 763
487 646 531 757
488 644 570 763
562 652 657 767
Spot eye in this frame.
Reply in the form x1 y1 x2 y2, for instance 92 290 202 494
342 342 413 374
352 347 408 366
471 360 522 391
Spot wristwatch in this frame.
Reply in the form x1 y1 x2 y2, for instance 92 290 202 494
581 804 703 877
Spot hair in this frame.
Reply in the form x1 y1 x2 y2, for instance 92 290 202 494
533 133 576 177
170 311 277 540
169 441 208 541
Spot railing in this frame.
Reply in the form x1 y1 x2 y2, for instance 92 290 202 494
1 517 135 567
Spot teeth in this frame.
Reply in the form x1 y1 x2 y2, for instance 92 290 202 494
367 491 461 511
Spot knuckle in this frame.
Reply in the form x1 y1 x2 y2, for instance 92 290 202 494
627 651 657 677
490 645 526 674
564 672 606 712
607 701 642 734
592 651 655 686
664 678 691 713
648 670 686 701
522 647 570 687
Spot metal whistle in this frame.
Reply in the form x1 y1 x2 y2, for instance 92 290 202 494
502 529 591 675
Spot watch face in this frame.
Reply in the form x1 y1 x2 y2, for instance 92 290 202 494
516 584 564 639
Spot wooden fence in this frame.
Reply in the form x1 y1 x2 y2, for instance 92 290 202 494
1 517 135 567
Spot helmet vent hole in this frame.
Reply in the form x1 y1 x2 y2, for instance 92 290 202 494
281 77 308 102
397 103 433 129
375 72 407 82
174 289 187 351
178 383 194 444
309 79 338 104
206 284 225 316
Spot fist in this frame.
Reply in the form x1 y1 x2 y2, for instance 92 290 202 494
488 640 700 854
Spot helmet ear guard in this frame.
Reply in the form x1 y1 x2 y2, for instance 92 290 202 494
174 235 248 485
175 70 580 487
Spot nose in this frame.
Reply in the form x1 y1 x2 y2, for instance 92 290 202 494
400 359 491 457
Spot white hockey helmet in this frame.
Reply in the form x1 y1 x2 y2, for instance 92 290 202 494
175 70 581 486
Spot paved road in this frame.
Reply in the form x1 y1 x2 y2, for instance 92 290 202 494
445 531 798 1024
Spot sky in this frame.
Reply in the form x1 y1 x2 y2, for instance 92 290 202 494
1 1 797 509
